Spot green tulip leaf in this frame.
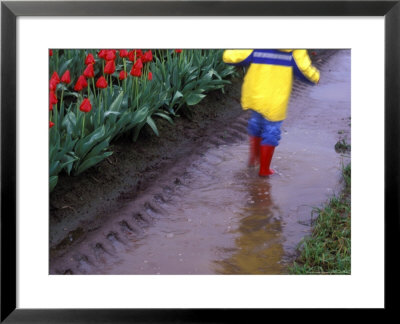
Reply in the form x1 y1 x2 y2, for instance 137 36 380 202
146 116 159 136
58 59 73 76
84 138 111 161
185 93 206 106
154 112 174 124
61 111 77 135
170 91 183 107
75 126 106 158
49 176 58 192
75 151 113 175
108 91 124 112
49 160 61 177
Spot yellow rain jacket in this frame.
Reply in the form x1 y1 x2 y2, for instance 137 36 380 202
223 49 320 122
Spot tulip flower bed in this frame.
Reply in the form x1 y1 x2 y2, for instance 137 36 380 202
49 49 237 192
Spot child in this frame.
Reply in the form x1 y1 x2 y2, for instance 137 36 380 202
223 49 320 176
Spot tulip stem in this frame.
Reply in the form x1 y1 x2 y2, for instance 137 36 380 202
56 50 59 73
123 58 127 93
87 81 91 98
97 92 100 126
92 78 97 101
82 114 85 138
54 102 58 132
77 94 82 116
60 88 64 114
98 91 102 126
179 51 183 67
104 88 106 111
135 77 139 109
133 77 136 109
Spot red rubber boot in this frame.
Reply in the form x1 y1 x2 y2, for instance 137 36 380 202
248 136 261 167
259 145 275 176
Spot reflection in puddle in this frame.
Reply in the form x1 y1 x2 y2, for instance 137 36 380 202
216 178 286 274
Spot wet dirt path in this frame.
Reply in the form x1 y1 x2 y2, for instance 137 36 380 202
50 50 351 274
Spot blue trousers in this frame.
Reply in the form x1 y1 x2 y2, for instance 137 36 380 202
247 111 283 147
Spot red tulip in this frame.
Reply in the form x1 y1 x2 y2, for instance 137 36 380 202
133 58 143 70
148 71 153 81
98 49 107 59
74 75 88 91
83 64 95 78
82 77 88 88
51 72 60 84
128 51 135 62
50 91 58 105
106 50 116 61
174 49 182 53
49 121 55 128
61 70 71 84
79 98 92 113
119 49 128 58
49 49 53 57
49 78 58 91
49 91 57 111
311 51 317 56
128 49 143 62
85 53 95 65
130 67 142 77
142 50 153 63
104 60 116 74
96 76 108 88
119 71 128 80
74 81 83 91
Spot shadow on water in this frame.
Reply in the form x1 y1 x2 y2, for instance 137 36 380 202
215 176 286 274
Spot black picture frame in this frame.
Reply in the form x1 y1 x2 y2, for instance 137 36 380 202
1 0 398 322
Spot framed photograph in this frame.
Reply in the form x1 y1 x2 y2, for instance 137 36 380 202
1 0 398 321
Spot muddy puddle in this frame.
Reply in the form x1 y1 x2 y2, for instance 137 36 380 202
50 50 351 275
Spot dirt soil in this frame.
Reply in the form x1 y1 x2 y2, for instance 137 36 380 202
49 49 349 274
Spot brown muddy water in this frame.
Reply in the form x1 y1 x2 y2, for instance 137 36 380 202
50 50 350 275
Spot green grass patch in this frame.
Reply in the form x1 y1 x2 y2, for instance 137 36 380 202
289 163 351 274
334 139 351 153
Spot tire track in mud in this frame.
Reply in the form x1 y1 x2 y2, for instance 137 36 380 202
50 115 250 274
50 50 344 274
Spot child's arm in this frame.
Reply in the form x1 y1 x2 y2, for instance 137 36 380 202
292 50 320 84
223 50 253 66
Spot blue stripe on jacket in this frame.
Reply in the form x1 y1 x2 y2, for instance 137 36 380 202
252 56 293 66
252 49 293 67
